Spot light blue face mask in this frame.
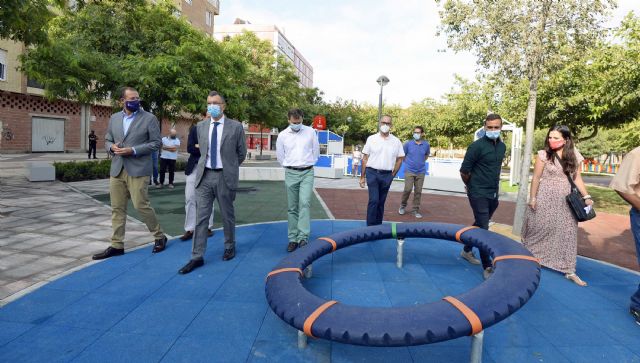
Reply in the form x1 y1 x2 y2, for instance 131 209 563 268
207 104 222 118
485 130 501 140
413 133 421 140
290 123 302 132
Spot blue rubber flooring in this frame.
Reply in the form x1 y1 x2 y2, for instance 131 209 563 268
1 220 639 363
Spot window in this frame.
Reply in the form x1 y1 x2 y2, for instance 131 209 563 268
206 11 212 26
0 49 7 81
185 0 192 4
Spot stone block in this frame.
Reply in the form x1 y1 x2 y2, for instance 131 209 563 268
27 162 55 182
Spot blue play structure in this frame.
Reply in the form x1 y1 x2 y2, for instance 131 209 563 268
265 222 540 349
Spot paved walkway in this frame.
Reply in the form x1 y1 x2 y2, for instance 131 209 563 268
0 177 153 304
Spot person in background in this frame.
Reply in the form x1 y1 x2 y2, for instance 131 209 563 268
149 150 159 186
399 126 430 219
159 128 180 189
359 115 405 226
609 145 640 324
93 86 168 260
352 145 362 177
180 124 214 241
276 108 320 252
522 125 592 286
88 130 98 159
459 113 505 279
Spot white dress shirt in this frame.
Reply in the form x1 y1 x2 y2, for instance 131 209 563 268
206 116 225 169
276 124 320 167
362 133 405 171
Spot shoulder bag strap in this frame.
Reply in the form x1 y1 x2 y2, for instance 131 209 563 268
552 153 578 191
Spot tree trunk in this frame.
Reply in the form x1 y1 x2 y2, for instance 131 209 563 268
512 80 539 235
259 123 263 156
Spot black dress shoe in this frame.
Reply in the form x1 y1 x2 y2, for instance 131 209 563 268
222 248 235 261
179 259 204 274
152 235 168 253
207 229 214 237
92 247 124 260
180 231 193 241
287 242 298 253
298 240 308 248
631 308 640 326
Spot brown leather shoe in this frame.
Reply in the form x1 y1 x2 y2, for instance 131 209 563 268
207 229 214 237
180 231 193 241
287 242 298 252
152 235 168 253
222 247 235 261
92 247 124 260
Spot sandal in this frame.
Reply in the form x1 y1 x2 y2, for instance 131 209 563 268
565 273 588 287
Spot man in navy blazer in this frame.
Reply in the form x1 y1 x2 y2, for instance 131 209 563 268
93 86 168 260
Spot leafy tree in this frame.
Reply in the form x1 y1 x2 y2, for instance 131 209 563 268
0 0 67 46
437 0 616 235
21 0 232 123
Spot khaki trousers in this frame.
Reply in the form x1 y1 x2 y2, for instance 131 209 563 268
400 172 426 212
110 169 164 249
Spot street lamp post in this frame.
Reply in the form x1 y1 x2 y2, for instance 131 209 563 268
376 75 390 129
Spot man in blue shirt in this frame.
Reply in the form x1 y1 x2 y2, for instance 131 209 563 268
399 126 430 218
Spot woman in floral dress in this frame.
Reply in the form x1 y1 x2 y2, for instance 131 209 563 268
522 125 594 286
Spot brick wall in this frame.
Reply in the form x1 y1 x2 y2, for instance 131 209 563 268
0 91 115 153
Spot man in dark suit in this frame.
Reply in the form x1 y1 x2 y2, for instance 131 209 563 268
179 90 247 274
92 86 168 260
88 130 97 159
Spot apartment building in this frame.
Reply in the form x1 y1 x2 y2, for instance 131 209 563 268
0 0 220 153
214 21 314 88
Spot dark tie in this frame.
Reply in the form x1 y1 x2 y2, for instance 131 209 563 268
210 122 220 168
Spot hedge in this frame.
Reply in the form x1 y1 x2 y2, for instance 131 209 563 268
54 158 187 182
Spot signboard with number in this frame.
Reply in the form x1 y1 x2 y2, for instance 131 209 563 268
313 115 326 130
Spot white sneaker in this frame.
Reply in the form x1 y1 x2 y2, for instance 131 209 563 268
414 212 422 219
483 267 494 280
398 207 406 215
460 250 481 265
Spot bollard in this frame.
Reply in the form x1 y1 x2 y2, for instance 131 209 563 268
397 238 405 268
297 330 308 349
469 331 484 363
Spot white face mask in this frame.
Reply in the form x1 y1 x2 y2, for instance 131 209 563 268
380 124 390 134
290 123 302 132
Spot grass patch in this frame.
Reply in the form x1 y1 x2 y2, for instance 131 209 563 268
586 185 630 215
500 180 519 193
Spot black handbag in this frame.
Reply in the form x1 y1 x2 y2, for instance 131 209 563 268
553 153 596 222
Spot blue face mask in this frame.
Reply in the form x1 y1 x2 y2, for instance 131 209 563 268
125 100 140 112
208 104 222 118
485 130 501 140
290 123 302 132
413 133 421 140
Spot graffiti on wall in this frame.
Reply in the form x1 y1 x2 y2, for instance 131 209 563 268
1 126 14 141
42 135 57 145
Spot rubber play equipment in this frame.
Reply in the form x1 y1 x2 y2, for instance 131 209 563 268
265 222 541 347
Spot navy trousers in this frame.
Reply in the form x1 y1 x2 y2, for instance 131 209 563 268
631 208 640 311
366 167 394 226
463 195 499 269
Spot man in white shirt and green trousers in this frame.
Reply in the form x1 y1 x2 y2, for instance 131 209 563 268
276 109 320 252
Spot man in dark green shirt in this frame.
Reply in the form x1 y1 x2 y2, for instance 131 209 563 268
459 113 506 279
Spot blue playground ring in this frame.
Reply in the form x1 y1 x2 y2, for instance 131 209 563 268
265 222 541 347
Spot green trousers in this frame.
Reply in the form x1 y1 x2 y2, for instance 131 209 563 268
285 168 314 243
110 169 164 249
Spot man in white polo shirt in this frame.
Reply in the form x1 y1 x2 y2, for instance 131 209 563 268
276 108 320 252
359 115 405 226
159 128 180 188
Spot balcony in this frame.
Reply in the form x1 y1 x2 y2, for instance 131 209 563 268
207 0 220 14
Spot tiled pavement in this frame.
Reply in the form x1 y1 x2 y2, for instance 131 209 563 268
0 177 154 304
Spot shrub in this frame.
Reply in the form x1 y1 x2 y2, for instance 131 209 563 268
54 160 111 182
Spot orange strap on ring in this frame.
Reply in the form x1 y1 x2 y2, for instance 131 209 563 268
318 237 337 252
266 268 303 281
492 255 540 267
455 226 479 242
303 300 338 337
443 296 483 335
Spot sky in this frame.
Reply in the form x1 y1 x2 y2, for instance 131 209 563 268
216 0 638 107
